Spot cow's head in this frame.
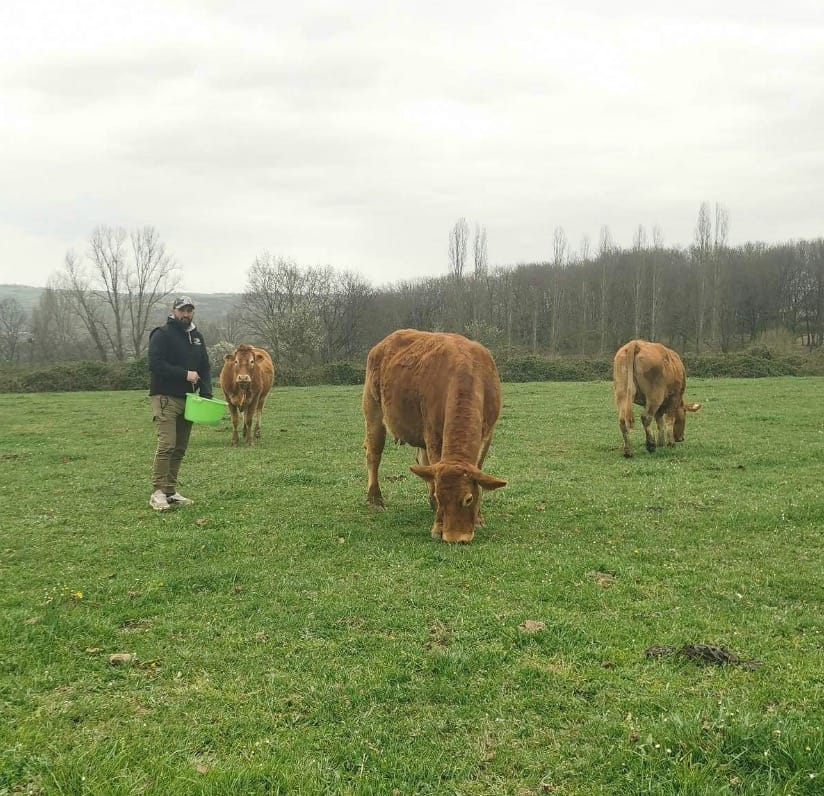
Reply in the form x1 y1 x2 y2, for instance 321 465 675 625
672 401 702 442
224 345 262 387
409 461 506 543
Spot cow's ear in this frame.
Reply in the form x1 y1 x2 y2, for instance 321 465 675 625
465 464 507 492
476 473 507 492
685 402 702 412
410 464 435 483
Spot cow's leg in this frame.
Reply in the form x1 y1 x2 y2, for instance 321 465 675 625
363 395 386 509
415 448 437 512
474 436 494 526
228 404 241 446
641 407 656 453
244 398 259 446
431 505 445 541
422 441 445 538
655 413 668 448
254 397 265 440
619 417 633 457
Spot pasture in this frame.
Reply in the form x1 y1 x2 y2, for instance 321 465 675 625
1 378 822 795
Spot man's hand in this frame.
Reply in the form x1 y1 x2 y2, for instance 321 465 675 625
186 370 200 384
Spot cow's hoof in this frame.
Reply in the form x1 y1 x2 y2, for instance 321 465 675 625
367 494 385 510
646 444 656 454
431 525 443 540
623 451 633 458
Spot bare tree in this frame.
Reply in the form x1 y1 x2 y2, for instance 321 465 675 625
60 249 111 361
212 307 249 347
448 218 470 282
630 224 646 339
579 235 591 264
473 224 488 279
714 203 729 252
552 226 567 268
317 267 375 360
0 297 27 363
127 226 179 357
649 225 664 340
550 226 567 353
694 202 713 351
471 224 488 327
57 225 178 361
88 225 129 360
710 203 730 346
598 225 613 354
29 283 90 363
446 217 470 329
576 235 593 354
243 254 324 369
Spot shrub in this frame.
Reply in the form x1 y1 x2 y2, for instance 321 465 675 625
797 347 824 376
0 349 818 393
683 352 803 379
320 361 365 385
0 370 22 392
0 359 152 393
497 355 611 383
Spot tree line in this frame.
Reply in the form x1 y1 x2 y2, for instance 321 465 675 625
2 205 823 373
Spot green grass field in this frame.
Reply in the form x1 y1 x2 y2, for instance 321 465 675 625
1 378 822 795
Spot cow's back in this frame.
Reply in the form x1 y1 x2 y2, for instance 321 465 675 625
365 329 500 449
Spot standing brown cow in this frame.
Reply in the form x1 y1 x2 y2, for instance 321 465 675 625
219 344 275 446
362 329 506 543
613 339 701 457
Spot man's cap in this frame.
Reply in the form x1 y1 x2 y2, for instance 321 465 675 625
173 295 196 310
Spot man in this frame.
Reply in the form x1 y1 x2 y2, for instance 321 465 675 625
147 295 212 511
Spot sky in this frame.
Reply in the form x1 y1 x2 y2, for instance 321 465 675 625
1 1 823 294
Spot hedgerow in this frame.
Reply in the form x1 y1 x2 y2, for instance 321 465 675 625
0 349 822 393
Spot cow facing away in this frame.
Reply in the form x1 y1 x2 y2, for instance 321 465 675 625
613 339 701 457
362 329 506 543
219 344 275 446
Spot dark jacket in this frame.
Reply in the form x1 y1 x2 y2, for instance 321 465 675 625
148 316 213 398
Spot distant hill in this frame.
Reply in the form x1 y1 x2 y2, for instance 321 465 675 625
0 285 44 314
0 284 242 319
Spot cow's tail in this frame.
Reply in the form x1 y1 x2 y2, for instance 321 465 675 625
616 342 637 429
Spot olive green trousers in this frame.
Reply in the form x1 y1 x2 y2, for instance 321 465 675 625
151 395 193 494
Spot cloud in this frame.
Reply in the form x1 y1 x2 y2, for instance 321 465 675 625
1 0 823 292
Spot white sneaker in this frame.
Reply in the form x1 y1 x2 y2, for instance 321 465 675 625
150 490 170 511
166 492 193 506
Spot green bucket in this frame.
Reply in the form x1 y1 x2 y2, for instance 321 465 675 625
184 394 228 425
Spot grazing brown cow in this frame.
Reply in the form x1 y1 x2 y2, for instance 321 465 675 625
219 344 275 446
613 339 701 457
362 329 506 543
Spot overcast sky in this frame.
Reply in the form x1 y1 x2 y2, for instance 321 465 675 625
2 0 822 293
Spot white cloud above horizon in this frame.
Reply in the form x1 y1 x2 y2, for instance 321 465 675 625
1 0 823 293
